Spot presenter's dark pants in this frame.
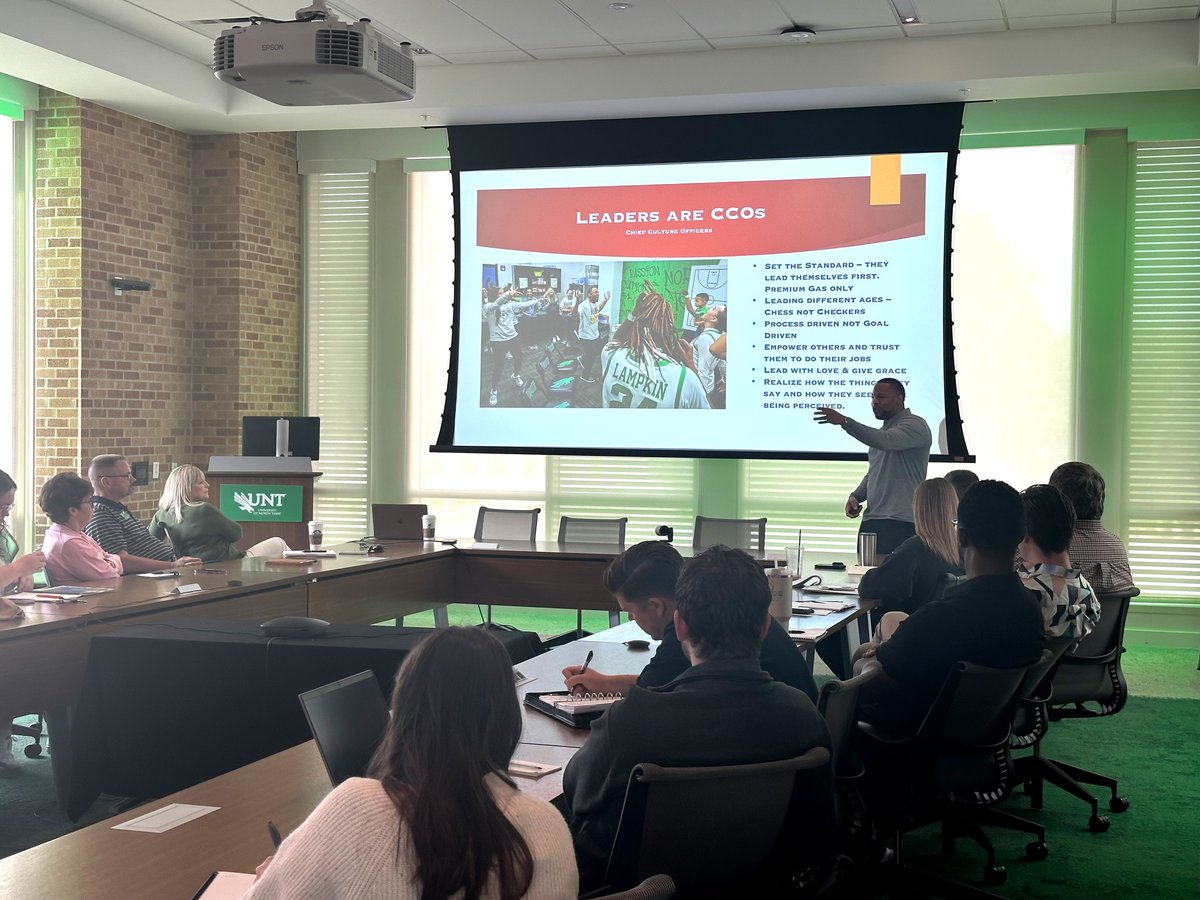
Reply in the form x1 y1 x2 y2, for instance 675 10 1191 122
859 517 916 557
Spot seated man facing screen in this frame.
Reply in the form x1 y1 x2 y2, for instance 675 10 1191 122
1048 461 1135 594
1019 483 1100 641
561 546 831 890
84 454 201 573
561 540 817 702
855 480 1045 735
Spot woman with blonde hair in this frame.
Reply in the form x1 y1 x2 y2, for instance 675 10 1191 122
857 476 964 616
149 464 289 562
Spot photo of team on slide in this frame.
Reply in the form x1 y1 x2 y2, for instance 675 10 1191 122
479 260 728 410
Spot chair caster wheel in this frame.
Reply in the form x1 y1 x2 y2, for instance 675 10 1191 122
983 865 1007 886
23 745 42 759
1109 796 1130 813
1025 841 1048 861
1089 815 1111 833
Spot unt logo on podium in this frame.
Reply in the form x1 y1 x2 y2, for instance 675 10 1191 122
221 484 303 522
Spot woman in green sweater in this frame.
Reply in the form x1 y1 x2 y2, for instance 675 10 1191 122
149 464 289 562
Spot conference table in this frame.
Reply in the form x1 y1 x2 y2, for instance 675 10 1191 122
0 597 870 899
0 539 867 721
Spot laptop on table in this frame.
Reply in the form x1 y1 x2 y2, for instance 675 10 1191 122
371 503 429 541
298 670 389 785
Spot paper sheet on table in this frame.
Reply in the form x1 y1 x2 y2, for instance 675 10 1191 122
192 871 256 900
113 802 220 833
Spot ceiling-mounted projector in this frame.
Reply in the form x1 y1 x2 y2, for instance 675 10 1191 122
213 3 415 105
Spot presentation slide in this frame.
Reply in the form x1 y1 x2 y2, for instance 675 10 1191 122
453 153 949 456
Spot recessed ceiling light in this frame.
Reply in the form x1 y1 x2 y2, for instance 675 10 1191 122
890 0 921 25
609 3 632 10
779 26 817 44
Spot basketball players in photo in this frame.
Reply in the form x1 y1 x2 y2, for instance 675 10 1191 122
600 283 710 410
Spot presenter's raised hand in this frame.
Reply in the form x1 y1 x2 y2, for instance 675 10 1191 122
814 406 848 426
845 495 863 519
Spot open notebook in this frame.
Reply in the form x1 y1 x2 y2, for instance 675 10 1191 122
524 690 621 728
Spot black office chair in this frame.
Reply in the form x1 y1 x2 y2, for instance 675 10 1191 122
602 747 835 897
536 357 575 406
12 715 46 759
472 506 542 627
817 668 879 861
581 874 676 900
858 660 1047 895
1030 588 1138 829
692 516 767 556
552 516 629 639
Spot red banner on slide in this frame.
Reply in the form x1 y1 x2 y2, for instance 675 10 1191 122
476 176 926 257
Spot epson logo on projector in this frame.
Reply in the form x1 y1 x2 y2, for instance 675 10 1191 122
262 43 285 52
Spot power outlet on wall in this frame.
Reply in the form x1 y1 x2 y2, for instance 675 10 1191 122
152 461 160 479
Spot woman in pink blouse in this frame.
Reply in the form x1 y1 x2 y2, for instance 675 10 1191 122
38 472 122 584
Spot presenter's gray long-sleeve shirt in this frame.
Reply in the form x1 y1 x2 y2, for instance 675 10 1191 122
843 408 932 523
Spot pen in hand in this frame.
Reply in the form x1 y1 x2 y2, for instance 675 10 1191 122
572 650 594 695
267 820 283 851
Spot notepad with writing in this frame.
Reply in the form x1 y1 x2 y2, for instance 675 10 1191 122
524 690 621 728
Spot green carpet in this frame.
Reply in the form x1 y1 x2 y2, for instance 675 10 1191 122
899 695 1200 898
1120 645 1200 700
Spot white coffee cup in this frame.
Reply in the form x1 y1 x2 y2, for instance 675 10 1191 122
308 521 324 551
421 514 436 542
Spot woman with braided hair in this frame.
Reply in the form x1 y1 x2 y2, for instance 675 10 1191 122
600 283 710 409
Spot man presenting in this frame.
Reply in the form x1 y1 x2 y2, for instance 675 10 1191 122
85 455 201 573
814 378 932 557
562 546 831 889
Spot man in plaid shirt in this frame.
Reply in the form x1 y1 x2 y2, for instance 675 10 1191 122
1049 462 1135 594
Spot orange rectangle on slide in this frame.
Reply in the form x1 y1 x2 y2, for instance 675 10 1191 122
870 155 901 205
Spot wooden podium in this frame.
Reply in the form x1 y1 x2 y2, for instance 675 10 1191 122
206 457 322 552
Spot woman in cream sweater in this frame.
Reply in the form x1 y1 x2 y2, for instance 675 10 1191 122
246 627 578 900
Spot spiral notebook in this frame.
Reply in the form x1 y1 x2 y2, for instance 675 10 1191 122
524 690 621 728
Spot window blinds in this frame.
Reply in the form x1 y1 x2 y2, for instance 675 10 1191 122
304 173 372 544
1126 142 1200 601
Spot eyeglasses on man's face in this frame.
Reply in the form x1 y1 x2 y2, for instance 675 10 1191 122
104 472 136 481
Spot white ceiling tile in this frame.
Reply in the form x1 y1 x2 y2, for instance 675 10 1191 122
913 0 1005 25
1117 0 1199 8
904 20 1006 36
346 0 521 54
437 50 536 64
776 0 900 30
529 45 622 59
1007 12 1114 27
661 0 794 40
1117 7 1200 20
708 34 815 50
813 25 907 42
613 39 712 54
445 0 607 50
1002 0 1111 17
559 0 700 43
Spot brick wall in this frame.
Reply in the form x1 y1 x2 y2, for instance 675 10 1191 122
34 90 301 522
192 133 301 461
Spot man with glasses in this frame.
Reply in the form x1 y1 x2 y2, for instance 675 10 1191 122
84 455 202 573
